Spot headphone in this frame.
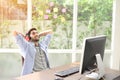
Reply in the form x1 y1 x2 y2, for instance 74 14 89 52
25 33 30 41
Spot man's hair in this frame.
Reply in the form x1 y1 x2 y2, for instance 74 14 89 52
26 28 37 40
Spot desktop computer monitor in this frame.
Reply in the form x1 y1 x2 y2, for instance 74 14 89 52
54 35 106 78
79 35 106 74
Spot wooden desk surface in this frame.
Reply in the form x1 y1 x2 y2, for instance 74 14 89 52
14 63 120 80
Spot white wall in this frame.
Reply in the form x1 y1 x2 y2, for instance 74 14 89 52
111 0 120 70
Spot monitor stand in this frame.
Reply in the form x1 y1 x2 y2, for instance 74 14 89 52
96 53 105 79
85 54 105 79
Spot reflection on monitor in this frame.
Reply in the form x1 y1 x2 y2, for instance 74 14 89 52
79 35 106 74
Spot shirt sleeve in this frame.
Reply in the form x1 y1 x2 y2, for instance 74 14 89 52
15 34 28 58
41 34 52 48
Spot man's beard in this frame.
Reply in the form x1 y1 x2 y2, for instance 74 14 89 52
31 38 39 42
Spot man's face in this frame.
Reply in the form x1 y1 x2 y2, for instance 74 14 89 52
30 30 39 42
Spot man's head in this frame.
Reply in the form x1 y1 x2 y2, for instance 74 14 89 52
27 28 39 42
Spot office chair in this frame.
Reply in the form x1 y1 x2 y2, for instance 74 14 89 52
22 56 24 65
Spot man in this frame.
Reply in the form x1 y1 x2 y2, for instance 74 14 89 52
13 28 52 75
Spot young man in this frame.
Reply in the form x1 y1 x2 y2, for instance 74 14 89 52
13 28 52 75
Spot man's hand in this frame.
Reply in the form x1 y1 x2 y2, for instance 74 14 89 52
39 29 53 36
13 31 19 36
13 31 24 37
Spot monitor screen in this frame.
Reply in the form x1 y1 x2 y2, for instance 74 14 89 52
79 35 106 74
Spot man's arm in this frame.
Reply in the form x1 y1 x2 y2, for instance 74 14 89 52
13 31 25 37
13 31 28 58
40 29 53 48
39 29 53 37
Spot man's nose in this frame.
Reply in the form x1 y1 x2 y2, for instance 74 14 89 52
35 34 39 36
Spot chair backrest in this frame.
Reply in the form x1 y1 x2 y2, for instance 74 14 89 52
22 56 24 65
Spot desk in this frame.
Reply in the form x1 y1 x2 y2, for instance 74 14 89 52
15 63 120 80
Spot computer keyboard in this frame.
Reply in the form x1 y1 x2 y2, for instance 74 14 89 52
54 66 79 77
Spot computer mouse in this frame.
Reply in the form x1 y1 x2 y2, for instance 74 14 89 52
54 77 64 80
85 72 99 79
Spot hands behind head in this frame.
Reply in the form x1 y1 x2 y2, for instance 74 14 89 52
13 31 30 41
13 29 53 41
39 29 53 37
